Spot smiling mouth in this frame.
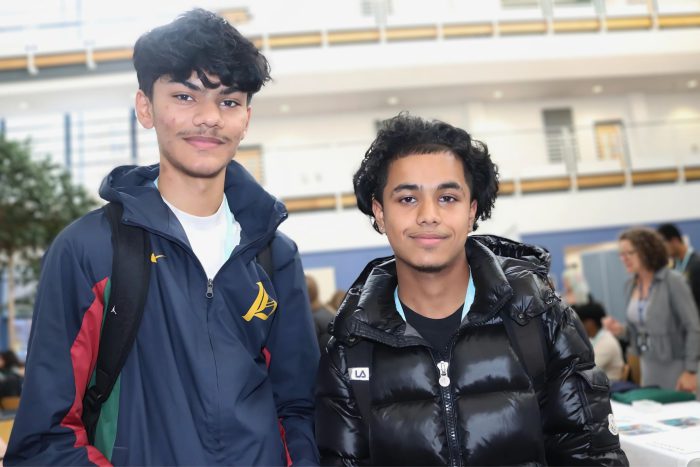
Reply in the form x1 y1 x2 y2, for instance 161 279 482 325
184 136 225 150
410 234 448 246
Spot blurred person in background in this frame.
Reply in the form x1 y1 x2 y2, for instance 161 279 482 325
657 223 700 316
572 302 624 382
0 350 24 399
604 227 700 393
562 263 592 306
327 289 347 311
306 275 334 350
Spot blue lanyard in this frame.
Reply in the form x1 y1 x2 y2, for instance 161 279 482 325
676 249 693 274
394 268 475 322
637 280 655 327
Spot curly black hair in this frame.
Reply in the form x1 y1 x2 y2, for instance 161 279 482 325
619 227 669 272
353 113 499 233
133 9 271 102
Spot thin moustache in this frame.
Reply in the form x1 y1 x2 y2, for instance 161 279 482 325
179 131 230 143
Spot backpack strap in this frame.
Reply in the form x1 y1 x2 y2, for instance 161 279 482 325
344 340 373 426
502 315 548 395
256 241 274 279
82 202 152 445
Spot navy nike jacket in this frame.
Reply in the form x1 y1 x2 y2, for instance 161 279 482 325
6 161 320 466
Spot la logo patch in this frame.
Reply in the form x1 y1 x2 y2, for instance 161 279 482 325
349 367 370 381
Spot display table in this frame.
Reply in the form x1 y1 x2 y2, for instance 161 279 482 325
612 400 700 467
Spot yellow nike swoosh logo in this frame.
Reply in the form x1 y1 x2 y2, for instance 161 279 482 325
150 253 166 263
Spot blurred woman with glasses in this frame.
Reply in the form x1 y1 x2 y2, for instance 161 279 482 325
604 227 700 393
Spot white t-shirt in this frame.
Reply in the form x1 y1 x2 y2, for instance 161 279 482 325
162 196 241 279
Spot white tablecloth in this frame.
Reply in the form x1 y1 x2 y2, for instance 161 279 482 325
612 400 700 467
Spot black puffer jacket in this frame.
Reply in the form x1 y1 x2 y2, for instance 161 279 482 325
316 236 628 466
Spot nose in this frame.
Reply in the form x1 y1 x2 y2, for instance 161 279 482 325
416 199 440 225
193 100 224 128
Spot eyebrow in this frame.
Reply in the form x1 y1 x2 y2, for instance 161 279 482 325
392 182 464 193
169 79 241 95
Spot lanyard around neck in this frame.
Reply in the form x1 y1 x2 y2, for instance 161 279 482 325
676 248 694 274
636 278 655 327
394 268 475 323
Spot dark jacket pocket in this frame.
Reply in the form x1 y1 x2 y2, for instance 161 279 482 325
576 366 620 452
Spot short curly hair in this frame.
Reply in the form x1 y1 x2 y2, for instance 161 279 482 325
353 113 499 233
619 227 669 272
133 8 271 102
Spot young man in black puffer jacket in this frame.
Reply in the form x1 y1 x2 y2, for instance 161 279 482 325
315 113 628 466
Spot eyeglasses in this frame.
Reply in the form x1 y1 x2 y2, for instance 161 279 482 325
619 250 637 258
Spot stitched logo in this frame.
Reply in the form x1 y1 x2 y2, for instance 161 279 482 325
242 282 278 321
349 367 370 381
150 253 166 263
608 413 618 436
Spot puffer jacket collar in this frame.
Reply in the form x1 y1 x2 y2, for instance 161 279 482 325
332 235 552 347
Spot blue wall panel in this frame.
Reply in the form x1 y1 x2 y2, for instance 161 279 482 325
300 218 700 297
300 245 392 291
522 218 700 292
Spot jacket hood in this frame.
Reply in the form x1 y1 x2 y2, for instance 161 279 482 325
98 161 288 244
331 235 552 346
472 235 551 274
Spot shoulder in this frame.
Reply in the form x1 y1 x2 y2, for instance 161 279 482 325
267 231 300 269
48 206 111 262
40 206 112 286
664 268 688 288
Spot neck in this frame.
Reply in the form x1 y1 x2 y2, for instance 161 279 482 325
396 256 469 319
158 165 226 216
637 268 655 290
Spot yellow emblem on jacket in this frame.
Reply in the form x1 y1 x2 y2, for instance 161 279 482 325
150 253 166 263
242 282 278 321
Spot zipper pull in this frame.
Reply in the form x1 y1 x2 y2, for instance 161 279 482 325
437 361 451 387
206 278 214 299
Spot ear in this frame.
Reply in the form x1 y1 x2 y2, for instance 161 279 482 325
372 198 385 233
135 90 154 129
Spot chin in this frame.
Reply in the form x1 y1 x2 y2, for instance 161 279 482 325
404 257 449 274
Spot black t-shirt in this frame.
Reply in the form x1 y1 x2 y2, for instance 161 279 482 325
402 301 463 355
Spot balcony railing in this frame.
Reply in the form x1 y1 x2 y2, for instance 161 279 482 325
2 112 698 210
1 0 699 75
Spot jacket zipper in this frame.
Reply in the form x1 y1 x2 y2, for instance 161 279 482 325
432 343 461 467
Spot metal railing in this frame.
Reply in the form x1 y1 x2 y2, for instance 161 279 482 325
3 111 698 201
1 0 699 62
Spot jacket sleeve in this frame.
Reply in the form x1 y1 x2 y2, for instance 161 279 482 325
5 219 111 466
688 260 700 314
315 342 368 466
666 272 700 373
540 300 628 467
266 233 320 466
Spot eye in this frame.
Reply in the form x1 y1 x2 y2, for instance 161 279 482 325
399 196 416 204
174 94 193 102
221 99 241 108
439 195 458 203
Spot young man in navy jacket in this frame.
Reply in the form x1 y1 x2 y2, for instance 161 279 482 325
7 9 319 466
